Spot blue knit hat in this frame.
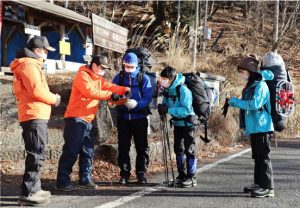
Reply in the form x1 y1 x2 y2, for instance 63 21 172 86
123 52 138 66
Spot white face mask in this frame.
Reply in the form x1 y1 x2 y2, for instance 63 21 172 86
124 67 136 73
38 50 48 61
161 79 171 88
97 70 105 76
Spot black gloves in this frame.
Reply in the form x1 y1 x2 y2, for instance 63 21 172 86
158 104 168 115
111 93 120 101
221 98 230 117
124 90 132 98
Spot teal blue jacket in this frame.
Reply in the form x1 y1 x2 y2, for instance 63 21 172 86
162 74 195 127
229 70 274 135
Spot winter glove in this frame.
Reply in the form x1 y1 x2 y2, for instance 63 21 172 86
54 94 61 107
111 93 120 101
221 98 230 117
157 104 168 115
125 99 138 109
124 90 132 98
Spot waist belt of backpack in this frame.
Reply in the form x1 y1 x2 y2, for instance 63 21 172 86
119 108 151 115
169 117 191 128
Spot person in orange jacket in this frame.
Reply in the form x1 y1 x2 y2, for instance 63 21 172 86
10 36 61 206
56 55 130 191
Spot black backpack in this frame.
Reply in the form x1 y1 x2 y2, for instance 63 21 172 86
164 72 215 143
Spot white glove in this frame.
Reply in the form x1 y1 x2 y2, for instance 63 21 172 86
108 103 117 109
124 99 138 109
54 94 61 107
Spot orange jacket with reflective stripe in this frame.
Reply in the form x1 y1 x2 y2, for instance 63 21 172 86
64 66 128 122
10 57 57 122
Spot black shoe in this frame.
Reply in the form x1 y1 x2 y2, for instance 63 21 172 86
251 188 275 198
79 181 98 190
137 175 148 184
119 176 130 185
180 177 197 188
55 184 75 192
244 184 259 193
175 175 187 185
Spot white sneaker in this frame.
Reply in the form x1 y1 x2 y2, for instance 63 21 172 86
35 190 52 198
18 192 50 206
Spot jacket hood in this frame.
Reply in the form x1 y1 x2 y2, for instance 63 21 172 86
78 65 101 80
167 73 185 92
258 70 274 81
10 48 43 73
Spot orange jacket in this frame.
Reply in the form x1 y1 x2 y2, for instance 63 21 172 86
10 57 57 122
64 66 128 122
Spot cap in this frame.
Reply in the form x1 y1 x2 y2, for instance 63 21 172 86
237 55 259 73
123 52 138 66
27 36 56 52
91 55 111 70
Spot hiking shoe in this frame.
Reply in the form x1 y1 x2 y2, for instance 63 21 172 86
180 177 197 188
79 181 98 190
18 193 50 206
137 175 148 184
55 184 75 192
251 188 275 198
35 190 52 198
175 175 187 185
119 176 130 185
244 184 260 193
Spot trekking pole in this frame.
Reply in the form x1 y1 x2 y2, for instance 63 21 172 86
160 115 169 185
163 114 176 188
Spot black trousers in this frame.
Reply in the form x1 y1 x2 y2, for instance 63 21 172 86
250 132 274 190
20 120 48 197
117 117 149 177
174 126 196 177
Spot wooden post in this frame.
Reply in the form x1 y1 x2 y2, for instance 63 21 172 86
60 24 66 67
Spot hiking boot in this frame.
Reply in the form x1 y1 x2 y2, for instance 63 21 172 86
175 175 187 185
251 188 275 198
137 175 148 184
35 190 52 198
18 193 50 206
55 184 75 192
180 177 197 188
244 184 260 193
79 181 98 190
119 176 130 185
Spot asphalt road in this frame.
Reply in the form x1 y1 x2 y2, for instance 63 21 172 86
1 139 300 208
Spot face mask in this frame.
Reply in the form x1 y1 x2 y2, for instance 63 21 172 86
93 66 105 76
161 79 170 88
124 67 136 73
241 74 249 81
38 50 48 61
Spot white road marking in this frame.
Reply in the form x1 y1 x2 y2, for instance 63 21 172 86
94 148 251 208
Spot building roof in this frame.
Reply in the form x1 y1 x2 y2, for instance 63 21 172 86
14 0 92 25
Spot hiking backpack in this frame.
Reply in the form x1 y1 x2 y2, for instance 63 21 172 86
260 53 295 132
119 47 158 109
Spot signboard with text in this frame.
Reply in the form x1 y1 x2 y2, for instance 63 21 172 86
92 13 128 53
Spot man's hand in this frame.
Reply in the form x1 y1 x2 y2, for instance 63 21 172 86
157 104 168 115
54 94 61 107
124 99 138 109
111 93 120 101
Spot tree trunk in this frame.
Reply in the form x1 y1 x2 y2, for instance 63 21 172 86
273 0 279 51
192 0 199 70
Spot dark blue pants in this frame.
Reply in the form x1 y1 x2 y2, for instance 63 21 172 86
57 118 94 187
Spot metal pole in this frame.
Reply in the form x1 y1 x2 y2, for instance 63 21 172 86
192 0 199 70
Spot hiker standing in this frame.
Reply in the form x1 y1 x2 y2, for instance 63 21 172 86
111 52 152 184
228 55 275 198
10 36 60 206
158 66 198 188
56 56 130 191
